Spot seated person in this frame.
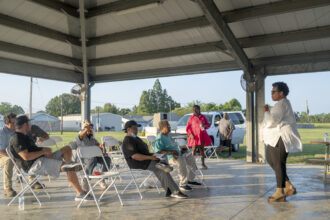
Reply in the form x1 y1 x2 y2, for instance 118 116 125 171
75 120 111 191
154 120 201 192
27 124 50 189
122 120 187 199
0 113 17 197
9 115 92 201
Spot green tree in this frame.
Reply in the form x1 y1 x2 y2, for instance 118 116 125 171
45 93 80 117
103 103 119 114
218 98 242 111
137 79 180 114
118 108 131 115
0 102 25 115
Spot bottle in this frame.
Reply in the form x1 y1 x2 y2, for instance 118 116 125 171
324 133 328 142
141 127 146 136
18 196 24 211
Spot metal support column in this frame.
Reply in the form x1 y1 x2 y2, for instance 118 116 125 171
246 90 255 163
255 71 266 163
79 0 90 123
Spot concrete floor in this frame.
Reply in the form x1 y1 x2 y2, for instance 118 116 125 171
0 160 329 220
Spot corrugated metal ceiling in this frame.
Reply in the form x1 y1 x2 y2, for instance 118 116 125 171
0 0 329 83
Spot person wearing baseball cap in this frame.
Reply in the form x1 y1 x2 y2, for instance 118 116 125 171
122 120 188 199
9 115 93 201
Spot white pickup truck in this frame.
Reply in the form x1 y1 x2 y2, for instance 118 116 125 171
173 111 246 152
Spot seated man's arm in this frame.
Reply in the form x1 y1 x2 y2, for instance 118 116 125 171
153 139 178 156
156 150 178 155
131 153 158 161
18 148 49 161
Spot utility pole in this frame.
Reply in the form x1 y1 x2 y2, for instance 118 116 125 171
97 107 100 132
60 96 63 135
29 77 33 119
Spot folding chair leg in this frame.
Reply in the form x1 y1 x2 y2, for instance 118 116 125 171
122 172 143 199
98 177 124 206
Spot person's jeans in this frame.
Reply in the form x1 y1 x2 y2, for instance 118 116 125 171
169 154 196 186
83 156 111 175
147 160 179 193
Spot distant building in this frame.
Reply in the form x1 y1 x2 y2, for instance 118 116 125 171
0 114 4 127
61 113 122 131
30 113 60 132
122 115 153 130
153 112 179 129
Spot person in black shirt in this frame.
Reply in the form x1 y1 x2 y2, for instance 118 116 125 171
122 120 187 199
9 115 93 201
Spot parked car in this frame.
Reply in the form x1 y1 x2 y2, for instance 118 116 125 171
174 111 246 152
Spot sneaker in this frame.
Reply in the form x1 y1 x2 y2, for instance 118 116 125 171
99 180 107 190
155 163 173 173
32 182 45 189
4 188 17 197
170 191 188 199
227 155 232 159
75 191 94 202
165 188 172 197
217 153 222 158
188 181 202 186
82 178 89 192
201 164 208 170
61 162 82 172
180 185 192 191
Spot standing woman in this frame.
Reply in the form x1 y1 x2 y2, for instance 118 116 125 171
186 105 212 169
263 82 302 202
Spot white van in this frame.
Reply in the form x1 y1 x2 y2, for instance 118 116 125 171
174 111 246 152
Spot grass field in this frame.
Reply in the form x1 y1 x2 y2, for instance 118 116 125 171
49 123 330 164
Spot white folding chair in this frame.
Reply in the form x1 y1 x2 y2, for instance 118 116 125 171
37 136 63 150
102 136 125 181
6 148 50 207
120 154 161 199
204 145 219 159
77 146 123 213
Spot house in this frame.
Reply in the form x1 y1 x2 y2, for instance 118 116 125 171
61 113 122 131
91 113 122 131
30 113 60 132
122 115 153 130
0 114 4 127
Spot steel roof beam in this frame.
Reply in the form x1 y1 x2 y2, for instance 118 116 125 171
89 41 227 66
239 25 330 48
0 13 80 46
223 0 330 23
196 0 253 76
28 0 79 18
0 41 81 66
87 0 163 18
87 16 209 46
89 24 330 67
0 57 83 83
91 61 239 82
252 50 330 67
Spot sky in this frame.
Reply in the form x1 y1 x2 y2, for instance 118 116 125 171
0 70 329 115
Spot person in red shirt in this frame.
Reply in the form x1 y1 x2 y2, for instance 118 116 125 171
186 105 212 169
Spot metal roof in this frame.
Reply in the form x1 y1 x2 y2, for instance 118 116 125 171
0 0 329 83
